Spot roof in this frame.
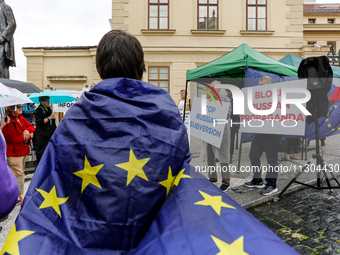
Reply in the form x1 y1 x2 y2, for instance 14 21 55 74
304 4 340 13
186 44 298 81
22 46 97 50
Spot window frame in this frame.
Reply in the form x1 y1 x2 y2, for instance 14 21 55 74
308 19 316 24
148 66 170 92
246 0 267 31
327 41 336 53
307 41 316 45
328 19 335 24
148 0 169 30
197 0 219 30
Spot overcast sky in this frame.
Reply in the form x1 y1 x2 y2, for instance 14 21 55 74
6 0 111 82
4 0 340 82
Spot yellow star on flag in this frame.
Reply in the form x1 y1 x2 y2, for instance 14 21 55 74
195 190 235 216
0 224 34 255
36 186 69 217
211 236 249 255
325 118 329 122
116 148 150 186
74 156 104 193
338 127 340 130
332 128 335 131
330 107 333 111
334 105 338 108
172 168 192 187
159 167 176 196
328 123 332 128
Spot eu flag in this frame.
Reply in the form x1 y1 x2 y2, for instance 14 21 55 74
1 78 190 254
308 101 340 140
135 164 298 255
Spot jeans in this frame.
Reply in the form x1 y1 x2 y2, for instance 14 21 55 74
249 134 278 188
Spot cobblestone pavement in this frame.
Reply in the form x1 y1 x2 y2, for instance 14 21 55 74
248 184 340 255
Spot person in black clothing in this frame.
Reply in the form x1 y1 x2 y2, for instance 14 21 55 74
34 96 56 165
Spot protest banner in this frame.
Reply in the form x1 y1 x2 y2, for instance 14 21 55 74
240 79 308 136
53 90 83 113
190 97 230 148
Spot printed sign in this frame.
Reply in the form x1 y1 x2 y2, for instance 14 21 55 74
190 97 230 148
240 79 308 135
53 90 83 113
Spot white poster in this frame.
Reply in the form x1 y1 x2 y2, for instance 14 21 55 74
240 79 308 136
190 97 230 148
53 90 83 113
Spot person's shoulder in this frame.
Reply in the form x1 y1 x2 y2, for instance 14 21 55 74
2 4 14 13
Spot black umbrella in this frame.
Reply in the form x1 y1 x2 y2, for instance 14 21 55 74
0 78 42 93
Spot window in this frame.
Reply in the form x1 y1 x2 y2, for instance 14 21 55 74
247 0 267 30
148 0 169 29
328 41 336 53
148 67 169 92
308 19 315 24
328 19 335 24
307 41 316 45
198 0 218 30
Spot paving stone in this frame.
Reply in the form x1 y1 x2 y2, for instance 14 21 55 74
285 238 299 247
259 219 284 232
253 205 271 214
298 238 324 250
302 222 321 232
323 230 340 241
262 212 286 223
298 228 322 240
276 231 292 242
292 244 314 255
277 211 303 223
277 219 302 232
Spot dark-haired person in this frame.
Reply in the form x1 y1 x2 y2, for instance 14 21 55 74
2 105 35 205
176 90 190 111
34 96 56 165
14 30 190 251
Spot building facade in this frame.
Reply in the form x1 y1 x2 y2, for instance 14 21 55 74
23 0 333 101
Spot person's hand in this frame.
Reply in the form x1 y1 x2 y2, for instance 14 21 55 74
0 115 10 129
23 130 30 140
49 113 55 120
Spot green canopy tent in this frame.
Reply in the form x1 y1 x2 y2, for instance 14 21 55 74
279 53 340 78
186 43 298 82
185 44 299 173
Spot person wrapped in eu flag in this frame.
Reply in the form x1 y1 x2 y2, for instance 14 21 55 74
1 30 190 254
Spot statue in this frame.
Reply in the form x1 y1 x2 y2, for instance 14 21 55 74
0 0 16 79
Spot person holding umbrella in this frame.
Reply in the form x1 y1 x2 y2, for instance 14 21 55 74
34 96 56 165
2 104 35 205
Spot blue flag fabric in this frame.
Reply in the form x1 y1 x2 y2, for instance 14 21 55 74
1 78 190 254
0 134 19 218
308 101 340 140
135 164 298 255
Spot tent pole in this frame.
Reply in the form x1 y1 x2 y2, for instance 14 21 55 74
183 80 189 122
237 133 243 173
